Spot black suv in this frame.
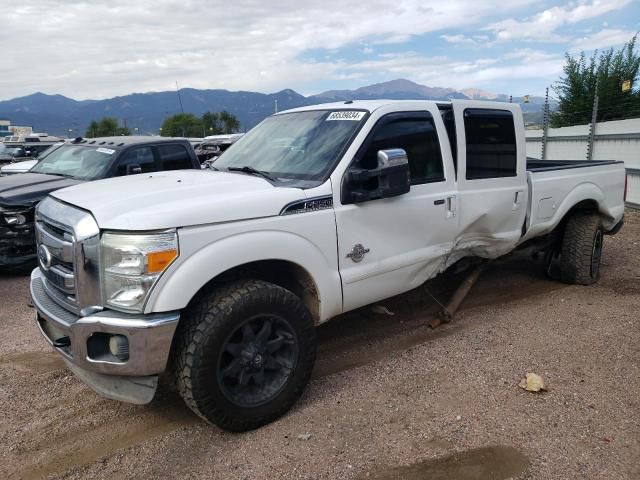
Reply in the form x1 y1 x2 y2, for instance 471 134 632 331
0 136 200 268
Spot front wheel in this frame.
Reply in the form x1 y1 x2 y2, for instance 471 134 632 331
559 213 604 285
173 279 317 431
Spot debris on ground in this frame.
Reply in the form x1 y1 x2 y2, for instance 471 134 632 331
519 373 548 392
371 305 394 316
297 433 312 441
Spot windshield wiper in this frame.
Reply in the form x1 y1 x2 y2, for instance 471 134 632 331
41 172 74 178
227 166 276 182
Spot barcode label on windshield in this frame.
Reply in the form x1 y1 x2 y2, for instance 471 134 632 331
96 147 115 154
326 111 366 121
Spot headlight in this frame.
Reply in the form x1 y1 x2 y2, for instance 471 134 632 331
101 231 178 313
0 206 29 225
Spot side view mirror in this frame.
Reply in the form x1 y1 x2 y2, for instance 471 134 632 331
126 163 142 175
342 148 411 204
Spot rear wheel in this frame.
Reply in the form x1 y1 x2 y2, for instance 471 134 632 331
173 279 316 432
559 213 604 285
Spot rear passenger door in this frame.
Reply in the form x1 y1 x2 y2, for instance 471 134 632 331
451 100 527 257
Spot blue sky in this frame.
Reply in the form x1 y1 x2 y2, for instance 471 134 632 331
1 0 639 100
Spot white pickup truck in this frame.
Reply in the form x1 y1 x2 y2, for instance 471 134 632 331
31 100 625 431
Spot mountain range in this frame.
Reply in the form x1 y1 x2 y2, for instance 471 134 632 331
0 79 552 136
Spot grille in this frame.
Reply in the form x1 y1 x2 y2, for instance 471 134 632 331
35 217 78 311
35 196 102 315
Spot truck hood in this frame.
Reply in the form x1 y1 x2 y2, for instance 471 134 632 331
0 173 83 207
51 170 307 230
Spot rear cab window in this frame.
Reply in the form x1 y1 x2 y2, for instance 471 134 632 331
464 109 517 180
157 144 193 170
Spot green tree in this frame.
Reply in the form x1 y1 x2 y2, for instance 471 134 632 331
160 113 203 137
551 34 640 127
219 110 240 133
85 117 130 137
201 111 241 135
161 111 241 137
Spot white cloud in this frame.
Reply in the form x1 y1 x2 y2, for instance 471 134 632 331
570 28 637 52
0 0 536 99
441 34 477 45
487 0 632 42
339 51 563 93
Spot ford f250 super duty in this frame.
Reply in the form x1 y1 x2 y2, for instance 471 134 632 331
30 100 625 432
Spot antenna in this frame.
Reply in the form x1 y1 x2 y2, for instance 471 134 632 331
176 81 185 114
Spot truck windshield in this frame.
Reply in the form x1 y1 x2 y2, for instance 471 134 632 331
30 144 114 180
214 110 366 182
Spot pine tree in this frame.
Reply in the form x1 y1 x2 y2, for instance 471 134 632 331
551 35 640 127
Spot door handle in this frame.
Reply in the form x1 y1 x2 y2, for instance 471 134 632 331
446 195 457 218
434 199 445 205
513 190 524 211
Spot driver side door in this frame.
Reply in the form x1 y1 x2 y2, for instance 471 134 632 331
334 111 458 312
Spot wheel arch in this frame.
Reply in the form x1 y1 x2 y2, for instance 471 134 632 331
145 230 343 324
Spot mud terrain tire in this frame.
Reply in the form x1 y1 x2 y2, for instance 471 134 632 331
560 213 603 285
173 279 317 432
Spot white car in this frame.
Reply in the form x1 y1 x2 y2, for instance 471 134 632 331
0 159 37 176
31 99 625 432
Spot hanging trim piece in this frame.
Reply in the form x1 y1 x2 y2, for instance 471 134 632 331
280 196 334 215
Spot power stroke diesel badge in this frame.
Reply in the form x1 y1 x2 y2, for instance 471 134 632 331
347 244 370 263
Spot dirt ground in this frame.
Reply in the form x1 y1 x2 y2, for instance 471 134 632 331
1 210 638 480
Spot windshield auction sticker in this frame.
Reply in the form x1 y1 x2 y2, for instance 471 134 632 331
326 111 366 121
96 147 116 154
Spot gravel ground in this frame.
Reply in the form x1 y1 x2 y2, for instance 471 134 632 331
0 210 638 480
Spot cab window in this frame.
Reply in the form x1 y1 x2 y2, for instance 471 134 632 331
157 144 193 170
116 146 156 176
358 113 445 185
464 109 517 180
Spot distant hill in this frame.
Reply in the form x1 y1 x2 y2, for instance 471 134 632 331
311 78 467 102
0 79 552 136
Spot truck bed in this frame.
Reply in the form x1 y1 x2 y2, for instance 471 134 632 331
527 158 623 172
521 159 626 243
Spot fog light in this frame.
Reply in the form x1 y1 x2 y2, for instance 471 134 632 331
108 334 129 361
5 213 26 225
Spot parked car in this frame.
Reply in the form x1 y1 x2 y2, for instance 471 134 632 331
0 135 62 164
0 141 66 177
196 134 244 165
0 159 38 176
0 136 200 268
30 100 625 431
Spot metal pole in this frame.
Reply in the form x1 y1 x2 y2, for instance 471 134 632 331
541 87 549 160
586 77 599 161
176 81 185 114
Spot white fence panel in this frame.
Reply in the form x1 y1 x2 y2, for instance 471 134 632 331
627 169 640 208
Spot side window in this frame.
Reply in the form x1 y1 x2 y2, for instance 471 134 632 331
157 144 193 170
464 109 517 180
116 146 156 176
358 115 445 185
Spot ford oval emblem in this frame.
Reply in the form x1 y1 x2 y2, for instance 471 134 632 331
38 244 53 271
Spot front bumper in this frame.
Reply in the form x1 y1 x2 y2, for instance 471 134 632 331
30 268 180 404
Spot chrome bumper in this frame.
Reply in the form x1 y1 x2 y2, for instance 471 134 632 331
30 268 180 403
